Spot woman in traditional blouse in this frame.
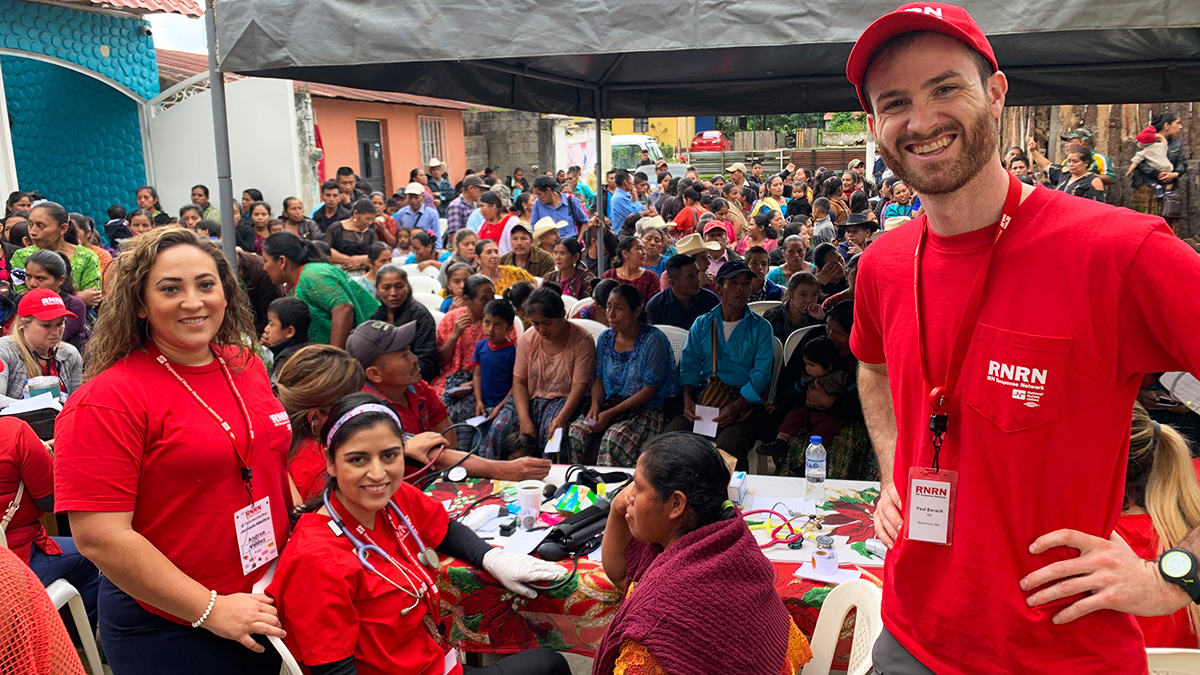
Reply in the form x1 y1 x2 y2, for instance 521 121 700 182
601 236 660 303
475 239 533 297
481 287 595 459
594 432 810 675
542 237 596 299
566 285 677 467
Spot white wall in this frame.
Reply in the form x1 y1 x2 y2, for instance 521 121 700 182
148 77 303 216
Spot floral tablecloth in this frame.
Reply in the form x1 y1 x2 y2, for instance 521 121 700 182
428 478 884 670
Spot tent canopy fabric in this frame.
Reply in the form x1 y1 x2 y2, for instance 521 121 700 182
215 0 1200 116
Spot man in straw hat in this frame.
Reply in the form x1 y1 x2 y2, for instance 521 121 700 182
531 217 564 254
847 3 1200 673
427 157 454 215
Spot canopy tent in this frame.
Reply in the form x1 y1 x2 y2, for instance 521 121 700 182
214 0 1200 117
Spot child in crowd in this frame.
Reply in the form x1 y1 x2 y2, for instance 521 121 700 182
1126 126 1175 193
765 337 852 452
267 218 285 235
503 281 535 331
499 431 538 460
439 261 472 313
472 299 517 420
393 225 413 260
104 204 132 246
260 297 311 380
809 198 835 244
384 197 402 217
882 181 914 219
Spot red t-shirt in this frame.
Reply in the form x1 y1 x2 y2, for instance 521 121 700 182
54 347 293 623
1114 513 1197 648
0 418 59 562
851 185 1200 674
366 382 448 435
268 481 454 675
478 214 516 247
289 437 329 503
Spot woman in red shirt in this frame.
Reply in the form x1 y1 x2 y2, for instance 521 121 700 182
601 236 660 303
55 228 293 674
476 192 516 249
1115 405 1200 648
268 393 569 675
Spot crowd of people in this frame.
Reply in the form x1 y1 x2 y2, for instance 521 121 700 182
0 3 1199 672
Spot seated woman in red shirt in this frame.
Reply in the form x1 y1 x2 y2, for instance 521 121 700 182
268 393 570 675
1114 405 1200 648
601 236 660 303
56 227 292 674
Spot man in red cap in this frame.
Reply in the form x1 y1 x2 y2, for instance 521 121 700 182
845 3 1200 673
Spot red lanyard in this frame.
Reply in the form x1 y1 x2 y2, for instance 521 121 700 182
150 343 257 501
913 172 1025 470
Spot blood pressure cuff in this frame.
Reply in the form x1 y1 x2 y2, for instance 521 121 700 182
436 519 492 568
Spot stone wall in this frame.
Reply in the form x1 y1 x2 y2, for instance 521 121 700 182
462 110 557 178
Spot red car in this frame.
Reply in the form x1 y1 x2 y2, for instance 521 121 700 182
689 130 733 153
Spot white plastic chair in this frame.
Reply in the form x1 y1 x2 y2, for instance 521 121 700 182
431 309 445 326
1147 649 1200 675
570 318 608 342
407 275 442 295
656 324 690 366
403 263 440 278
800 579 883 675
784 325 825 365
513 315 524 333
45 579 102 675
568 296 594 319
749 300 781 315
413 292 445 314
252 561 304 675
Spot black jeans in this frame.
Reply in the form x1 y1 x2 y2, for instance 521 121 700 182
463 649 571 674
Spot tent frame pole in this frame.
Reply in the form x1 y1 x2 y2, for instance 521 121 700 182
594 101 605 277
206 0 236 265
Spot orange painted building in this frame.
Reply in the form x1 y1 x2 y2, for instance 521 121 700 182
311 96 471 194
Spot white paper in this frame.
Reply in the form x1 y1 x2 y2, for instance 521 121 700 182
503 528 551 555
544 428 563 454
768 498 817 517
792 563 861 585
693 405 719 437
908 479 951 544
464 415 489 427
587 548 604 563
447 384 473 395
0 392 60 415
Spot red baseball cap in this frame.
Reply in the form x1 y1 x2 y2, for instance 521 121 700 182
18 288 77 321
846 2 998 113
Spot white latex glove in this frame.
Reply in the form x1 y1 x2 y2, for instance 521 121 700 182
481 549 566 598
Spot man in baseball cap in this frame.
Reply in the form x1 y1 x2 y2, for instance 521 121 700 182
394 181 440 240
346 320 453 439
446 174 486 235
725 162 749 191
662 258 773 470
846 4 1200 674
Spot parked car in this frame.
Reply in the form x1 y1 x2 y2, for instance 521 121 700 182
689 130 733 153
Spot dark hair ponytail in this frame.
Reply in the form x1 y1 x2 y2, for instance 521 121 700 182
263 231 328 264
752 212 778 239
612 235 638 268
639 432 735 534
502 280 535 313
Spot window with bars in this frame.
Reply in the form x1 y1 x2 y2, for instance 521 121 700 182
633 118 649 133
418 116 447 164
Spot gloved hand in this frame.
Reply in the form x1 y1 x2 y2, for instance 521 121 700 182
481 549 566 598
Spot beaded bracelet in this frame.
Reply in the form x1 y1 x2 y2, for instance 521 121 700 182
192 590 217 629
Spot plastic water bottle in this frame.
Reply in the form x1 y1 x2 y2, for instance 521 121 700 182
805 436 827 501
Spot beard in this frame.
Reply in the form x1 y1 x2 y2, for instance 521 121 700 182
878 106 998 196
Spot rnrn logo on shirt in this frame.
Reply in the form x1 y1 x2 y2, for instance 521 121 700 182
987 360 1048 408
269 411 291 429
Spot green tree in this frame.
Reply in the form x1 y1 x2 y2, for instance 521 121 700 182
827 112 866 133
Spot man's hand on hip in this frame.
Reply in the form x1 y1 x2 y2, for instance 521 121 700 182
1021 529 1191 624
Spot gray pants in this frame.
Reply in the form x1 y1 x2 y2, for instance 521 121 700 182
871 627 937 675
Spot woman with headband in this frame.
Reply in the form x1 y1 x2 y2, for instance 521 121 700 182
268 393 570 675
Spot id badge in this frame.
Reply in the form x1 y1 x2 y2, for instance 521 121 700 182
903 467 958 546
234 496 279 575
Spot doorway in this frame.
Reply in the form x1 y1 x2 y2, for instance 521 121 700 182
356 120 385 193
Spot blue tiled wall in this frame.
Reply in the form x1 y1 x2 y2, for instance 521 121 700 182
0 0 160 223
3 56 147 223
0 0 159 100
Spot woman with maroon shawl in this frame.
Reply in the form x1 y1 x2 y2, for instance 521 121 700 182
594 432 811 675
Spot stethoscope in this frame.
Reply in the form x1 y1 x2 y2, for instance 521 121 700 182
323 489 440 616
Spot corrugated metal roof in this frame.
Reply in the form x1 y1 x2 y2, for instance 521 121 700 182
91 0 203 17
156 49 483 110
